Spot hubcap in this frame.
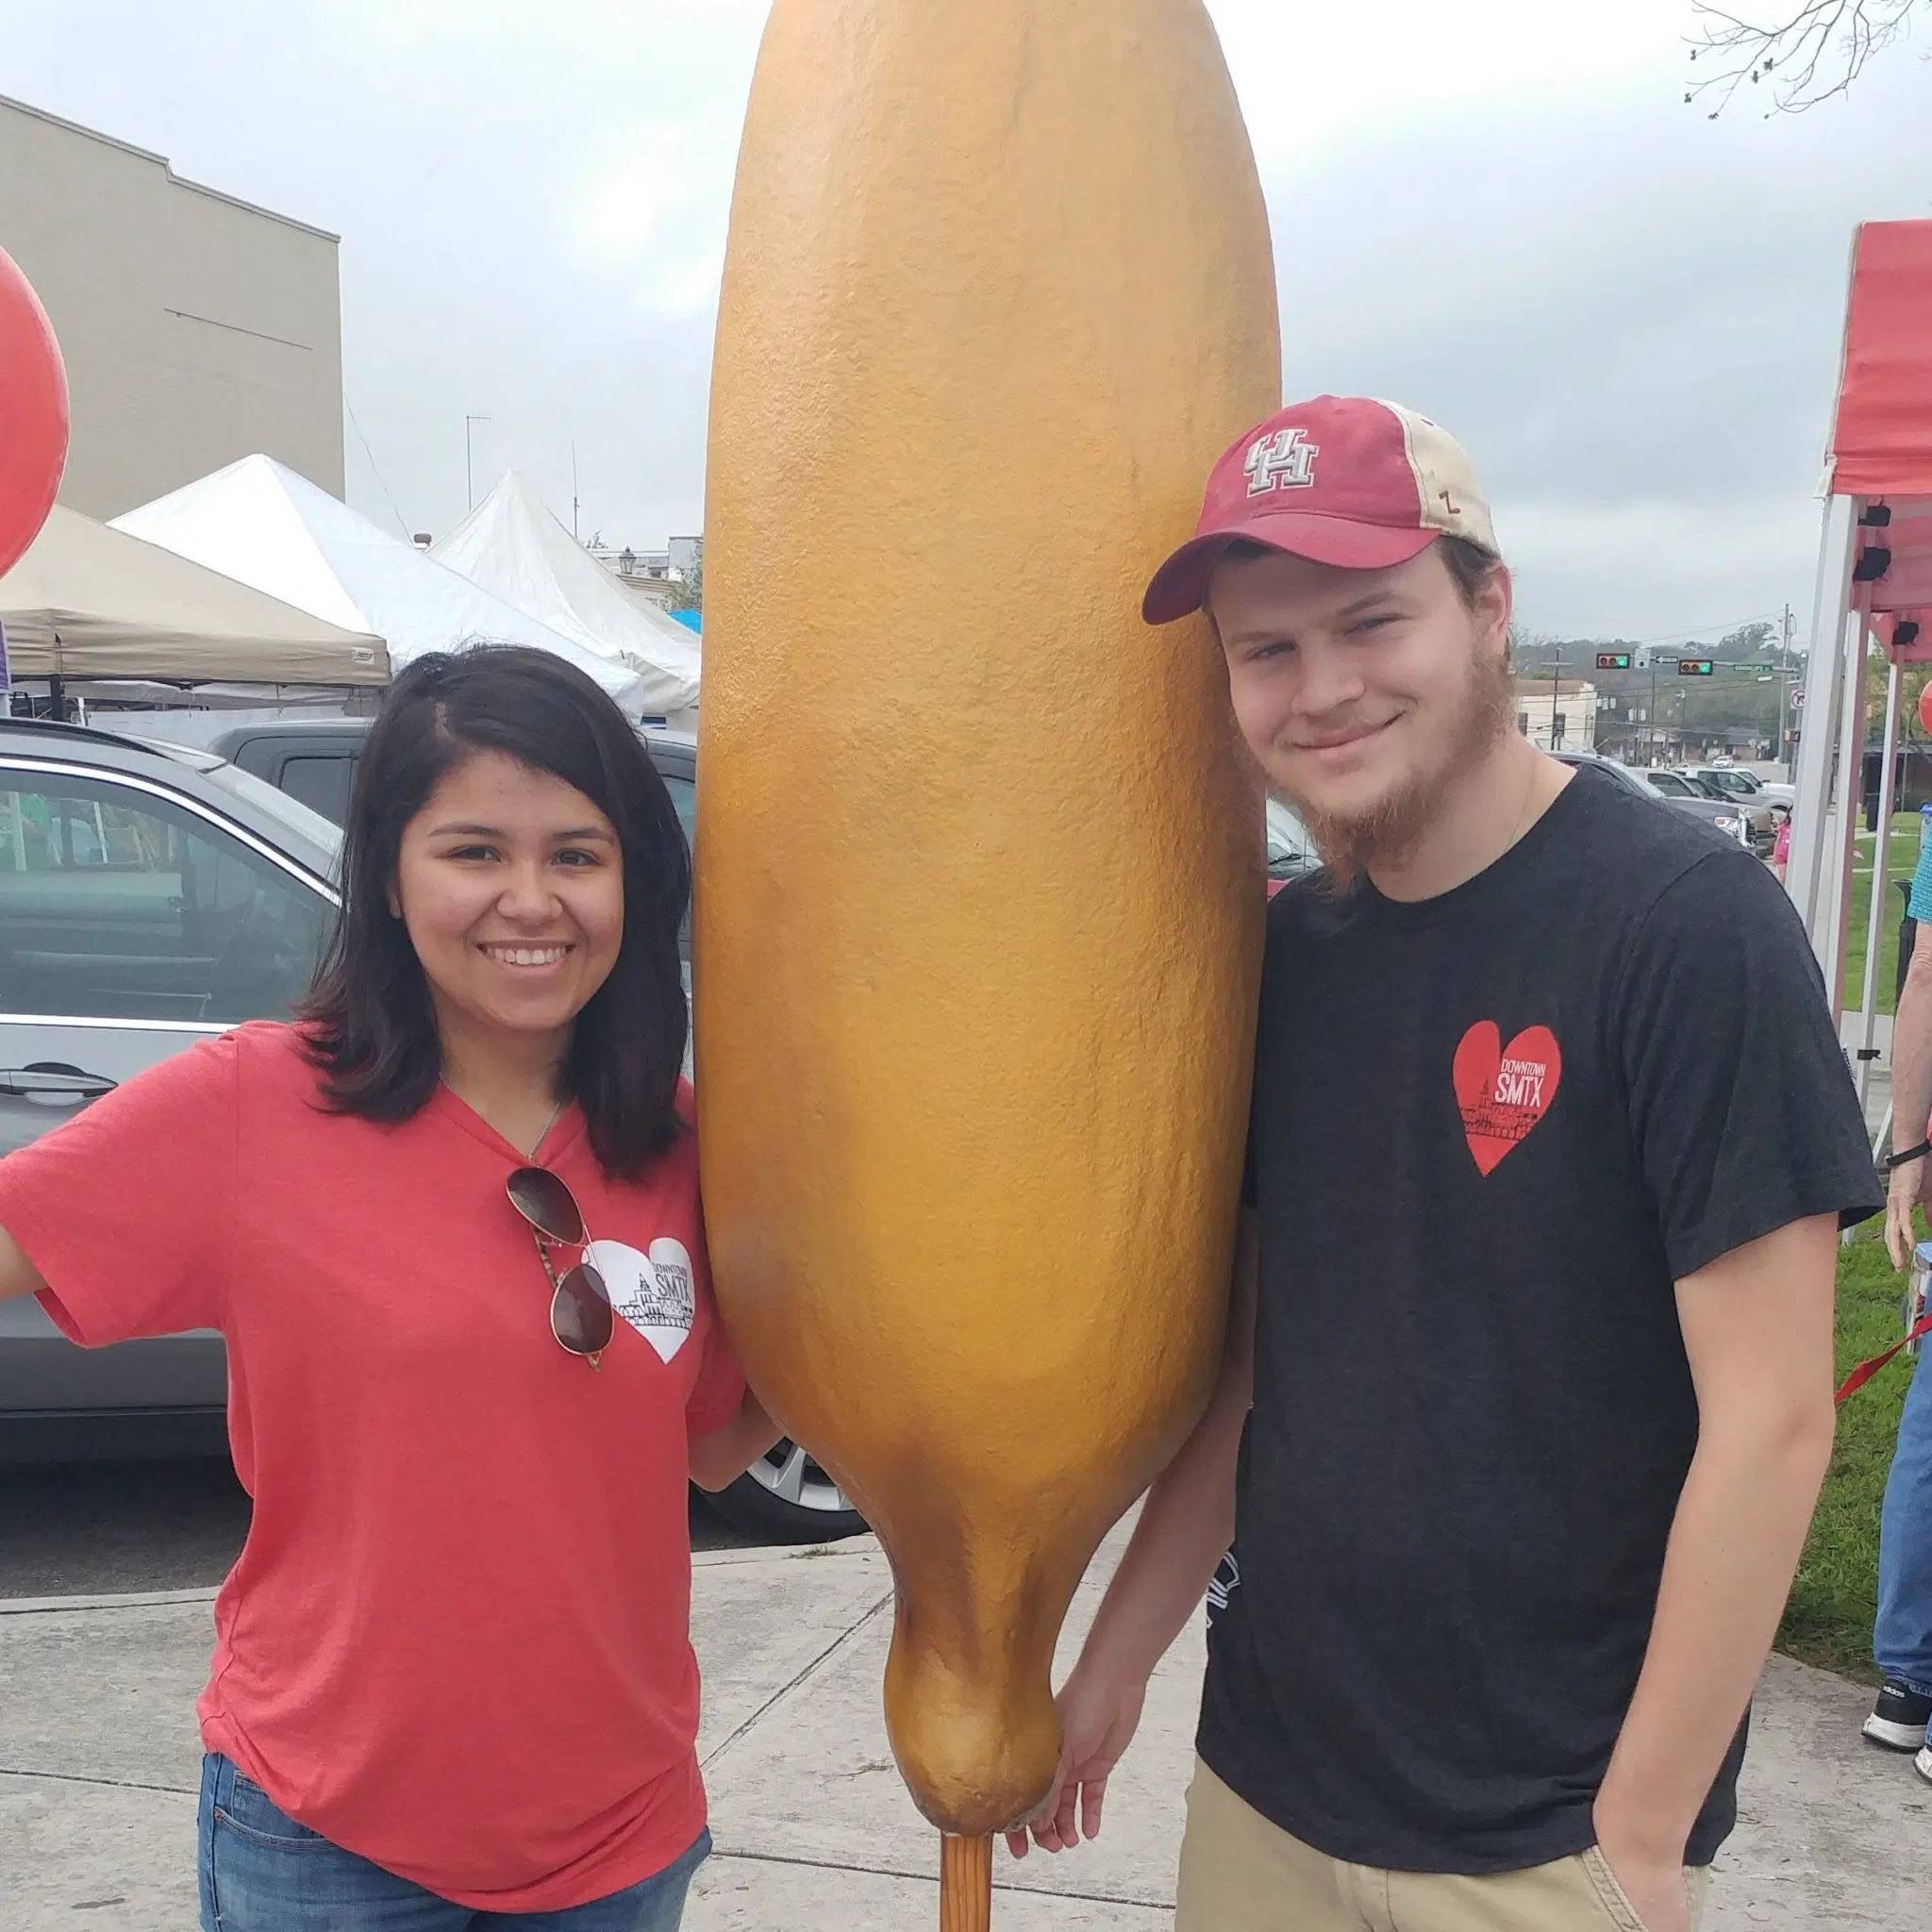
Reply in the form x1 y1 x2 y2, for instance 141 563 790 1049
746 1438 852 1514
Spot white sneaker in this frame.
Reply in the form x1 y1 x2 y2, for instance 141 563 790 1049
1916 1746 1932 1788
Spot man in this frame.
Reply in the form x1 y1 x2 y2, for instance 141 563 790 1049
1007 396 1880 1931
1873 814 1932 1780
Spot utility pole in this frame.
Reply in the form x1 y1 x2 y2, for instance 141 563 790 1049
1778 601 1794 778
1648 647 1659 766
464 414 491 511
1549 656 1564 749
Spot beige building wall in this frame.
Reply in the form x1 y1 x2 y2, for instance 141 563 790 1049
0 94 343 520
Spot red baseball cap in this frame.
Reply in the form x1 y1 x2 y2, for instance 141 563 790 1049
1142 395 1499 625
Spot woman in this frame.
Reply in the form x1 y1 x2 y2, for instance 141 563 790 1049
0 647 779 1928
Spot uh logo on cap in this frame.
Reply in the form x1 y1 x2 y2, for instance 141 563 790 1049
1244 425 1319 498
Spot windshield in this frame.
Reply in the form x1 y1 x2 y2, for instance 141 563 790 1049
1266 797 1312 867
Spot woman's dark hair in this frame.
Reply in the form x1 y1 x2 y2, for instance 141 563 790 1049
300 645 691 1177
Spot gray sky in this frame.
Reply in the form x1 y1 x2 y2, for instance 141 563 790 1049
4 0 1929 644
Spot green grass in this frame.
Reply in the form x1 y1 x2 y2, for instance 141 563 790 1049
1777 1220 1914 1677
1841 814 1922 1018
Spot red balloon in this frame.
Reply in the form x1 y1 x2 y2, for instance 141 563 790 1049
1918 680 1932 737
0 243 69 579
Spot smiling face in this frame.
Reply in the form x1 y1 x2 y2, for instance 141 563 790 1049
1209 541 1516 883
390 748 625 1058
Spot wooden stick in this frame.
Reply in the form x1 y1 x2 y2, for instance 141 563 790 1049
939 1833 993 1932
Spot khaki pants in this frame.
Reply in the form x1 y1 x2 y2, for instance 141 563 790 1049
1175 1759 1711 1932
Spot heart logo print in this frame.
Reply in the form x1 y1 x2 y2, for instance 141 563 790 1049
1452 1021 1562 1177
587 1238 696 1363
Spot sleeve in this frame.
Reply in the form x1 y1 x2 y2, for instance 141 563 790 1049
1910 824 1932 923
682 1199 747 1434
1618 851 1882 1282
0 1030 241 1344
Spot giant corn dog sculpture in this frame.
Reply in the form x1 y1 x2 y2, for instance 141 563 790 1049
697 3 1280 1921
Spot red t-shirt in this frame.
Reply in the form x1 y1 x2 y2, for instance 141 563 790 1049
0 1023 743 1910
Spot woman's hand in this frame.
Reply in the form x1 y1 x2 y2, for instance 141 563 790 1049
689 1391 784 1491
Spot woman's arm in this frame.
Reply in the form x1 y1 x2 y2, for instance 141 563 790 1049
689 1388 786 1491
0 1224 47 1304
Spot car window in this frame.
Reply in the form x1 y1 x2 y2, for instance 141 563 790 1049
275 754 357 828
1646 772 1691 797
0 768 332 1024
658 774 696 850
201 759 343 859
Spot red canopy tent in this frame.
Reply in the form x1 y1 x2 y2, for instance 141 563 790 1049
1789 218 1932 1133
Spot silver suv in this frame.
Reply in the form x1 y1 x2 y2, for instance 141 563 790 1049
0 718 340 1460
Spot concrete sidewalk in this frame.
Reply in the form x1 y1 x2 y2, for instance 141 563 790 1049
4 1534 1928 1929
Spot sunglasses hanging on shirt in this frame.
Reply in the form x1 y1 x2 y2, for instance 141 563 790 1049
506 1167 615 1368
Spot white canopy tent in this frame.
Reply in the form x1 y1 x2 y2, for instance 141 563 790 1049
1 503 388 688
431 473 701 722
110 456 648 715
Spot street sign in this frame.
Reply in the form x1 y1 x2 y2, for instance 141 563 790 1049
1677 658 1715 676
1790 686 1806 708
1731 661 1776 673
1595 652 1631 671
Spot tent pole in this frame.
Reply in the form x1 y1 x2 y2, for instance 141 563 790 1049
1824 574 1877 1021
1857 648 1905 1111
1789 495 1858 984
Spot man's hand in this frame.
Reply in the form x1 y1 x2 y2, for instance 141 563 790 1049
1593 1815 1690 1932
1003 1664 1147 1858
1885 1157 1926 1273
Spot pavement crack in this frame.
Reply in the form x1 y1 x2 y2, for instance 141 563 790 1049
700 1588 893 1773
0 1766 194 1797
706 1845 1172 1910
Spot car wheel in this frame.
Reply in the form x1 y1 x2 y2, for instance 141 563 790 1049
709 1438 868 1543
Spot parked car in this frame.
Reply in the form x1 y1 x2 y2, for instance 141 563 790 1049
0 716 850 1541
1266 797 1316 892
1551 751 1757 849
1681 763 1794 818
1668 771 1779 852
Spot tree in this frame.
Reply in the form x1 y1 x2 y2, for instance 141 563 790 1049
663 539 703 614
1688 3 1922 118
1715 620 1777 661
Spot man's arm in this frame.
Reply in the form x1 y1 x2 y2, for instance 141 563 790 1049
1886 939 1932 1269
1592 1212 1839 1932
1007 1210 1257 1857
0 1224 46 1304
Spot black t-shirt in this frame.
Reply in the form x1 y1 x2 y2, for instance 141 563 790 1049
1200 766 1881 1876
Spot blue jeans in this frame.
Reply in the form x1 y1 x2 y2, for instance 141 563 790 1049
197 1755 708 1931
1876 1357 1932 1696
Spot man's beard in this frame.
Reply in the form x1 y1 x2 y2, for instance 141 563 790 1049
1289 644 1517 892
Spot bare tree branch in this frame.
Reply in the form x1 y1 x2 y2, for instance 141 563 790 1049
1687 0 1920 117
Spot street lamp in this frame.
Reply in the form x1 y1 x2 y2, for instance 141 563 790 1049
465 414 492 511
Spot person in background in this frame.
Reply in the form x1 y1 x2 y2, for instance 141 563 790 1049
1874 806 1932 1784
1772 809 1792 885
1008 396 1879 1932
0 646 779 1930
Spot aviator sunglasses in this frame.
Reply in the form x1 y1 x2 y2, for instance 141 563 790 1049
506 1166 614 1368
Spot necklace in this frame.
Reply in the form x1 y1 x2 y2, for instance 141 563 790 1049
527 1096 567 1160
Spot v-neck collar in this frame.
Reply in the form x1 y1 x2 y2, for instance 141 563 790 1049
428 1083 588 1168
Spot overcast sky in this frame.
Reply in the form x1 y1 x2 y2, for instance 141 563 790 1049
4 0 1930 643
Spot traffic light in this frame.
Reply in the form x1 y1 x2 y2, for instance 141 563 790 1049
1595 652 1631 671
1677 658 1714 676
